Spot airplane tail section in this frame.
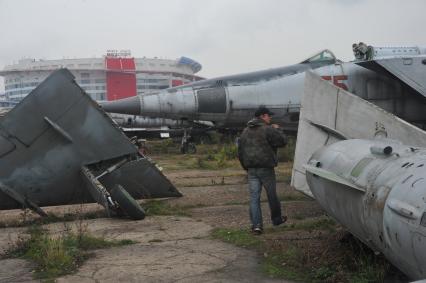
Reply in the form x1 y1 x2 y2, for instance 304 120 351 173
357 56 426 98
291 71 426 197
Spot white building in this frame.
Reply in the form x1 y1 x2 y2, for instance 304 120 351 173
0 51 203 102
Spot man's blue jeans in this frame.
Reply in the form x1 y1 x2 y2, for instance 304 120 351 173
247 168 282 229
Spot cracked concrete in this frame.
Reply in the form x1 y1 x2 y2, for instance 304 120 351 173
0 258 35 283
0 161 298 283
0 215 290 283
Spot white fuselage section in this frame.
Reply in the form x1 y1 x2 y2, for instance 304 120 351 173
134 60 426 129
306 139 426 279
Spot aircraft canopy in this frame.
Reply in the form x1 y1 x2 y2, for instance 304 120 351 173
301 49 337 64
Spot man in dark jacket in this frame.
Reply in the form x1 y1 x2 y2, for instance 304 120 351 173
238 106 288 235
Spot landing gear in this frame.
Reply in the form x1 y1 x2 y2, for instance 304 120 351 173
180 128 197 154
81 163 146 220
110 185 145 220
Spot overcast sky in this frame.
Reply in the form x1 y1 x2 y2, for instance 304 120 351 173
1 0 426 91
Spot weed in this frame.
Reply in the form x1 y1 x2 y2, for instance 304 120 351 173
262 247 307 281
278 193 312 202
275 217 337 232
224 200 249 206
313 266 336 281
144 139 180 154
211 217 393 282
277 137 296 162
5 224 135 280
344 237 391 283
276 174 292 184
0 210 106 229
211 144 238 168
63 233 136 250
143 200 191 217
211 228 262 248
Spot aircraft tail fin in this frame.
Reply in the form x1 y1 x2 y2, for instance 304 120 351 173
291 71 426 197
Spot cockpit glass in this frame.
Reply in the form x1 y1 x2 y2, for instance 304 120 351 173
302 50 336 64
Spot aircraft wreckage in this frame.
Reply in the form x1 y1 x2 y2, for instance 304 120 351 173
0 69 181 220
292 72 426 280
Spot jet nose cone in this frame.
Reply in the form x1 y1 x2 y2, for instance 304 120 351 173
100 96 141 115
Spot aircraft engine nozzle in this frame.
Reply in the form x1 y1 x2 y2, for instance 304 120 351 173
100 96 141 115
370 145 393 155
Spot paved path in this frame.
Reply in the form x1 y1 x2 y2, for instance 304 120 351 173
0 216 291 283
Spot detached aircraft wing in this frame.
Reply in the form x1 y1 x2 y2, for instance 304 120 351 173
356 55 426 98
0 69 181 218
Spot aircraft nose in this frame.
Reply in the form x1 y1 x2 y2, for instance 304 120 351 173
100 96 141 115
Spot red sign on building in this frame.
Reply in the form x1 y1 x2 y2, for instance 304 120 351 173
105 57 136 101
171 79 184 87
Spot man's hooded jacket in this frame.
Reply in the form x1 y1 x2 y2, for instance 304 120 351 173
238 118 287 169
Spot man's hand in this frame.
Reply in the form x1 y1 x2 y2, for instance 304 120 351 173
271 124 280 129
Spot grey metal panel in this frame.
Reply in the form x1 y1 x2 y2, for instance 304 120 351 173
186 60 333 89
0 135 15 157
100 96 141 116
99 158 182 199
292 72 426 197
0 70 83 146
357 56 426 98
197 87 226 113
0 69 180 209
306 138 426 279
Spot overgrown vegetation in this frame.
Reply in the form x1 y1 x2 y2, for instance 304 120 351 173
211 216 394 283
143 200 196 217
211 228 263 248
277 136 296 162
272 216 337 232
0 208 106 228
147 138 177 154
5 224 135 280
149 133 297 171
154 143 240 170
196 144 238 169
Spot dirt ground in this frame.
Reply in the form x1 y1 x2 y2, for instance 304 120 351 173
0 153 409 282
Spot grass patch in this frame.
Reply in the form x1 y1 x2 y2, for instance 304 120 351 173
154 143 241 171
143 200 192 217
211 216 394 282
345 239 390 283
262 247 308 281
277 217 337 232
261 240 391 283
6 225 135 280
0 209 106 228
145 139 180 154
246 216 337 234
277 137 296 162
211 228 262 248
278 193 313 202
276 174 292 184
224 200 249 206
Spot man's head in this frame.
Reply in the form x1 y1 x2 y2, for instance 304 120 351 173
255 106 274 124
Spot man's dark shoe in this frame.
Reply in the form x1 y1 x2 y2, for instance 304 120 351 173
252 227 263 235
273 215 288 226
